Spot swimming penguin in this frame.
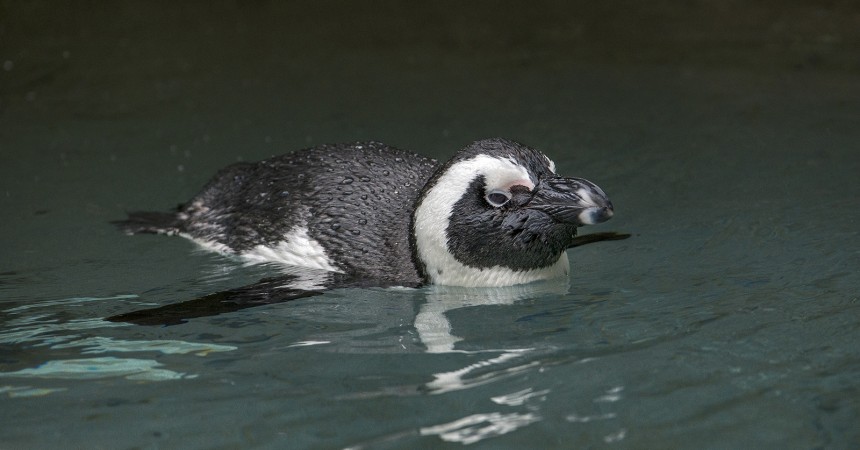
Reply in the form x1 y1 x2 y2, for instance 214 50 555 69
110 138 624 325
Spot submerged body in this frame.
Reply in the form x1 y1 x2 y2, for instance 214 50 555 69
118 138 615 287
158 142 435 285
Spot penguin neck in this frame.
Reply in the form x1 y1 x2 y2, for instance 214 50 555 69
423 250 570 287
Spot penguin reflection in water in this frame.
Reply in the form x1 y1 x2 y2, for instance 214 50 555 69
110 138 627 325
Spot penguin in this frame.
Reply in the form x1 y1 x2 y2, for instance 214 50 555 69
110 138 624 325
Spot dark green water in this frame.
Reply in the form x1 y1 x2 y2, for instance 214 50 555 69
2 2 859 448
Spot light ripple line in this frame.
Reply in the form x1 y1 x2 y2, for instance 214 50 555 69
420 412 541 445
491 388 550 406
427 349 537 394
3 294 139 313
0 357 193 381
287 340 331 347
0 318 126 345
50 336 237 355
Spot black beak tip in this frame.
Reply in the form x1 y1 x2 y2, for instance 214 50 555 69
588 205 614 224
532 177 615 226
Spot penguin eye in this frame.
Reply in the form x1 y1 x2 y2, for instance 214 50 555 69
485 189 512 207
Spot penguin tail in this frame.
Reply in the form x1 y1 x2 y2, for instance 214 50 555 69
112 211 181 235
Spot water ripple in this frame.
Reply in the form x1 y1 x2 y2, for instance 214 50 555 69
2 294 140 313
50 336 236 355
0 318 126 346
0 357 193 381
0 294 237 389
420 412 541 445
491 387 550 406
426 349 537 394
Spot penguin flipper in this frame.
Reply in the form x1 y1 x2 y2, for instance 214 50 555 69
568 231 631 248
106 275 323 326
106 273 414 326
112 211 181 235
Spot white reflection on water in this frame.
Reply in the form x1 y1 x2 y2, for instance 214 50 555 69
491 387 550 406
566 412 617 423
285 340 330 348
417 281 567 396
411 281 570 444
416 281 568 353
604 428 628 443
564 385 627 444
420 412 541 445
594 385 624 403
426 350 537 395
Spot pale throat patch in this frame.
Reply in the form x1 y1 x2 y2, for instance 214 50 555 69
432 254 570 288
413 154 567 287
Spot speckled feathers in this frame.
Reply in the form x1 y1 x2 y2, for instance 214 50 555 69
116 138 614 287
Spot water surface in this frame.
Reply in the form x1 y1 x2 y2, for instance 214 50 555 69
2 2 859 448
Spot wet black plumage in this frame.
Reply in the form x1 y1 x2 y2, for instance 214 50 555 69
119 141 439 285
111 138 626 325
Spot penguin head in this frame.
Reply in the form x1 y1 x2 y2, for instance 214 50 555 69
412 138 614 287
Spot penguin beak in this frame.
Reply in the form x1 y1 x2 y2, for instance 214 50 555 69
528 177 614 226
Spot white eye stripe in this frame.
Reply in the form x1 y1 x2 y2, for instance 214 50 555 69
484 159 534 190
414 154 533 283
